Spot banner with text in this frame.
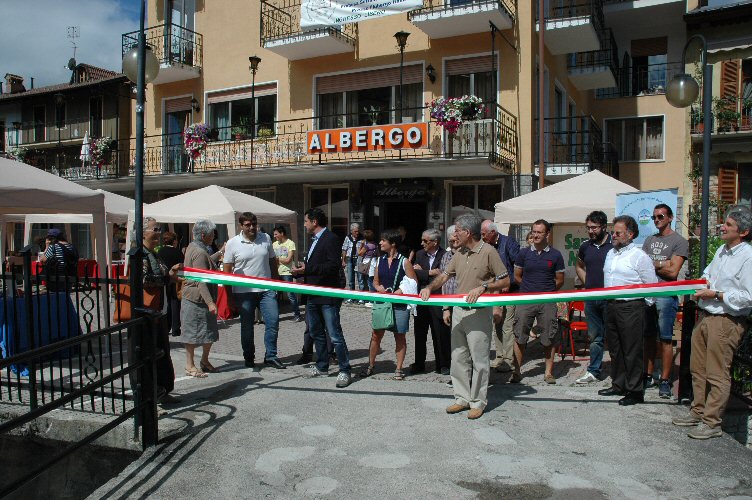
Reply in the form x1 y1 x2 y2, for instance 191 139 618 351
302 0 424 28
615 189 678 246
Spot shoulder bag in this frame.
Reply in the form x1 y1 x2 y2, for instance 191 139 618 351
371 255 403 331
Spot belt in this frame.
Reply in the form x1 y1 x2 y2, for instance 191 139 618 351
606 298 642 304
699 310 748 322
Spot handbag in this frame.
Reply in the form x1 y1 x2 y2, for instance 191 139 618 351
113 283 163 323
371 255 403 331
358 257 371 275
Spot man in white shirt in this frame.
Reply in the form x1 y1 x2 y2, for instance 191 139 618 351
598 215 657 406
673 206 752 439
223 212 284 370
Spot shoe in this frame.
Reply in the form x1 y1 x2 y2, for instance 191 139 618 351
293 316 304 323
157 404 168 417
295 354 312 365
335 372 352 388
159 393 181 404
467 408 484 420
185 367 208 378
409 363 426 374
544 374 556 384
510 372 522 384
357 300 365 305
445 380 453 388
364 302 373 308
672 412 701 427
264 358 286 369
618 392 644 406
495 362 513 373
446 403 470 414
576 372 598 385
440 367 450 376
244 359 255 368
309 366 328 378
644 374 656 389
658 379 672 399
392 369 405 381
360 365 375 377
345 299 353 304
200 362 219 373
688 423 722 440
598 386 624 397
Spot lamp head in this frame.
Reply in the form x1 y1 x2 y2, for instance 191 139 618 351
394 31 410 50
54 93 65 106
426 64 436 84
190 97 200 113
122 44 160 84
248 55 262 74
666 73 700 108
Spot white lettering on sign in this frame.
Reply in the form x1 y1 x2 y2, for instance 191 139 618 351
340 131 352 148
406 126 421 144
324 133 335 150
388 128 402 146
309 134 321 151
355 130 367 147
371 129 385 146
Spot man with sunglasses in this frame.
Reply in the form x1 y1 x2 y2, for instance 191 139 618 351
574 211 613 384
642 203 688 398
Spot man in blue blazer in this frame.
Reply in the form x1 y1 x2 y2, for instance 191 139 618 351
292 207 352 388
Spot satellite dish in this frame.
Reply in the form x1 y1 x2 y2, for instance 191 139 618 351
67 58 77 70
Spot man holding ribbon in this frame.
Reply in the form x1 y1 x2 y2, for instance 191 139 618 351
420 214 509 420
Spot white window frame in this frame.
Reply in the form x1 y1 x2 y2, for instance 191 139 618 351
204 81 279 140
444 179 505 225
303 183 350 250
604 114 666 163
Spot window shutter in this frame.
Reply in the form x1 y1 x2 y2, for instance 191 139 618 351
720 60 740 99
717 164 739 206
165 96 193 113
207 83 277 104
630 37 668 58
445 55 495 76
316 65 422 94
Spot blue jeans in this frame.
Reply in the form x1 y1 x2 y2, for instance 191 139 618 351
307 302 350 374
345 257 357 290
280 275 300 318
584 300 607 377
646 296 679 341
238 290 280 360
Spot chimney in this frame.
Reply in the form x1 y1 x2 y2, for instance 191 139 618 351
3 74 26 94
30 77 34 89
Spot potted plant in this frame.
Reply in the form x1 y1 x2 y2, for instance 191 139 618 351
6 146 27 163
183 123 209 159
714 96 741 132
691 107 704 134
363 105 382 126
89 136 114 169
257 127 274 140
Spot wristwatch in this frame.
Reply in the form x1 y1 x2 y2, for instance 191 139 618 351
481 282 489 291
715 290 721 301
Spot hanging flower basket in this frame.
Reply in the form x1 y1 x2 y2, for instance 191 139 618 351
428 95 486 135
184 123 209 159
89 136 113 169
7 147 27 163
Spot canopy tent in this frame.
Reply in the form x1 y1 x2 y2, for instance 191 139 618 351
494 170 638 225
126 185 298 262
0 157 108 279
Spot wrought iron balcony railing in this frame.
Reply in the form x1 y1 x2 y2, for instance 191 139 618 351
568 28 618 76
260 0 357 45
536 0 605 34
596 62 684 99
691 96 752 135
122 23 203 70
408 0 516 21
42 103 517 181
11 115 96 145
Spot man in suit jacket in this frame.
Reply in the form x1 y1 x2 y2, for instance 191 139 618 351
292 207 352 388
412 228 450 373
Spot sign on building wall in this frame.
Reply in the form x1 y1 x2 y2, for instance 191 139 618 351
552 224 590 288
615 189 678 246
307 123 429 154
301 0 424 28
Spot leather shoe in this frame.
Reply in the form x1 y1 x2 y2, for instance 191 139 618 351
618 393 644 406
446 403 470 414
410 363 426 374
467 408 484 420
598 386 624 397
264 358 286 369
295 354 312 365
244 359 255 368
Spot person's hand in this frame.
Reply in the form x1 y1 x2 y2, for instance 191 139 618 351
208 303 218 315
492 306 503 324
291 263 305 275
375 284 386 293
413 263 423 270
428 269 439 276
394 289 403 295
465 286 484 304
443 309 451 326
169 263 182 277
694 288 716 301
420 287 431 301
341 259 347 268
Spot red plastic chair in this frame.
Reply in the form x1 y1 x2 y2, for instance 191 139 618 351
559 301 590 361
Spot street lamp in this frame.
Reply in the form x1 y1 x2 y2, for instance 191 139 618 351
666 34 711 273
248 55 261 168
394 31 410 125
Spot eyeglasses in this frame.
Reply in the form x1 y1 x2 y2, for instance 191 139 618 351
241 222 257 228
651 214 667 221
585 225 603 232
530 230 546 235
146 226 162 233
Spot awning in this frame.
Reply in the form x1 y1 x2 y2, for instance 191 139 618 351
707 36 752 64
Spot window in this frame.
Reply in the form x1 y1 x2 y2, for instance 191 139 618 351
606 116 664 161
447 71 494 104
739 164 752 208
308 186 349 241
0 123 5 152
55 101 66 129
208 94 276 141
89 96 103 138
316 83 421 129
449 181 503 222
33 106 45 142
630 37 668 96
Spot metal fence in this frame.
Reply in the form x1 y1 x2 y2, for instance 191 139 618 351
122 23 203 70
596 62 684 100
408 0 517 20
691 96 752 134
536 0 605 35
260 0 357 45
0 250 160 496
568 28 618 78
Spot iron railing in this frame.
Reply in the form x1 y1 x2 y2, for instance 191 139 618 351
47 103 517 180
568 28 618 78
535 115 619 178
536 0 605 34
0 250 160 496
691 96 752 134
260 0 357 46
122 23 203 70
23 143 125 180
11 115 93 145
596 62 684 99
408 0 516 21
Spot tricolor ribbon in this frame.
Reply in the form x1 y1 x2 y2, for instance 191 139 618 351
180 267 705 308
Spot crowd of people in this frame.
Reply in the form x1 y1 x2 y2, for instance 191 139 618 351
133 203 751 437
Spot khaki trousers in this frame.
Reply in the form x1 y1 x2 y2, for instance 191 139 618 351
451 307 493 410
690 312 747 428
493 304 515 364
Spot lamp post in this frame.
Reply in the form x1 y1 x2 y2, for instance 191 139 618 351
394 31 410 124
248 55 261 168
666 34 711 273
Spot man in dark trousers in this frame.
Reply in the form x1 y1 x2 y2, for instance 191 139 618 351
412 228 450 374
292 207 352 388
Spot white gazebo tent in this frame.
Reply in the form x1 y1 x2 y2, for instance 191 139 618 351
125 185 298 267
0 157 109 280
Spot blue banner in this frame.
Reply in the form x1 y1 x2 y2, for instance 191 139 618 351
615 189 678 246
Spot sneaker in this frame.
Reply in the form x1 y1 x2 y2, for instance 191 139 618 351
309 366 328 378
467 408 484 420
293 316 304 323
357 300 365 305
576 372 598 385
364 302 373 308
335 372 352 388
446 403 469 414
644 374 656 389
658 379 672 399
672 412 701 427
344 299 353 304
510 372 523 384
445 380 453 388
295 354 312 365
688 422 722 440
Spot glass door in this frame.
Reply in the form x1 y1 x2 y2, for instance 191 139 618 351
164 110 190 173
171 0 195 66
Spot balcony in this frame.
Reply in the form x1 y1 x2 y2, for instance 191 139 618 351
534 116 619 182
122 24 203 85
45 104 517 182
690 97 752 149
260 0 356 60
536 0 604 55
596 61 683 99
13 115 92 147
408 0 515 39
567 29 617 90
21 143 127 180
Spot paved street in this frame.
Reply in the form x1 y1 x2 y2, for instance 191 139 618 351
90 301 752 499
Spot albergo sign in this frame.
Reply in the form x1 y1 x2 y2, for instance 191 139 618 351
307 123 429 154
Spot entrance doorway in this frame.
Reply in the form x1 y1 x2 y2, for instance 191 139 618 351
380 201 426 256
